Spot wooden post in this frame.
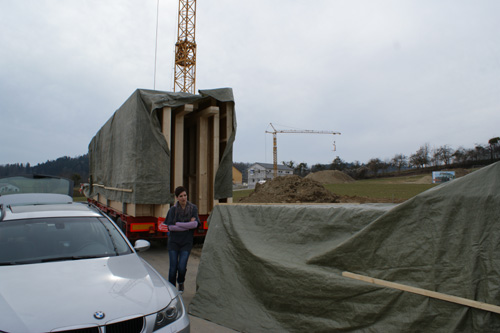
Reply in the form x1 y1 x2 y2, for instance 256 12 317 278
342 271 500 314
172 104 193 191
161 107 172 149
225 103 233 203
211 110 220 207
197 106 219 214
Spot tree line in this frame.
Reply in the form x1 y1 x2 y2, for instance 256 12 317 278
0 155 89 185
2 137 499 184
283 137 500 179
244 137 500 180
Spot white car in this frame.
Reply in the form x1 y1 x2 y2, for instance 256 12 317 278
0 176 190 333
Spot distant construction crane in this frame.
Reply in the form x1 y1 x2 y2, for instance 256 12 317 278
173 0 197 94
265 123 341 178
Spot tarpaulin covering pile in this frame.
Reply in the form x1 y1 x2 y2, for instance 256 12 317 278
190 162 500 332
87 88 235 204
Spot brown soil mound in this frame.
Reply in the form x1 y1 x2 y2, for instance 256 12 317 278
413 175 433 184
239 175 340 203
305 170 355 184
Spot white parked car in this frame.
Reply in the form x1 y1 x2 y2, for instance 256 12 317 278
0 175 190 333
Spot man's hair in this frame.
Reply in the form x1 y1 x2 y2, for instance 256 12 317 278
174 186 187 197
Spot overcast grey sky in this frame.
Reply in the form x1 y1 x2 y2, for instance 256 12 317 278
1 1 499 167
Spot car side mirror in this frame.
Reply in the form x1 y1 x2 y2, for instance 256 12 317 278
134 239 151 252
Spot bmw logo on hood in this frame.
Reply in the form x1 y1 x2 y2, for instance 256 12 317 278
94 311 105 320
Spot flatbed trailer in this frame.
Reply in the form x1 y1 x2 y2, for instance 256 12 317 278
88 197 209 241
84 88 236 241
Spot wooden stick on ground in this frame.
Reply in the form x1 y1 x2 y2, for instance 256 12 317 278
342 271 500 314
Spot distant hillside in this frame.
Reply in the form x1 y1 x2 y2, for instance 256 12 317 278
0 154 89 185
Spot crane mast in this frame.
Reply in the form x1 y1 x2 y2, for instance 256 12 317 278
174 0 197 94
266 123 341 178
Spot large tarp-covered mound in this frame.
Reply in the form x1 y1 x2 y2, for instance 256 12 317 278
190 162 500 332
87 88 236 204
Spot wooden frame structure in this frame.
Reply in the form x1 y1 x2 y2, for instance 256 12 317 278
94 96 234 219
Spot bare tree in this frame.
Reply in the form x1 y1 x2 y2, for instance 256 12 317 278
488 137 500 160
330 156 346 171
452 147 467 164
295 162 309 177
431 148 440 167
367 158 383 175
474 145 489 161
434 145 453 166
410 144 430 168
311 163 326 173
391 154 407 173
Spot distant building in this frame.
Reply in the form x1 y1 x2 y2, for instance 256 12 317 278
232 166 243 185
247 163 293 187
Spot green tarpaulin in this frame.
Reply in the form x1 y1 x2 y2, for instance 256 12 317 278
88 88 236 204
190 162 500 332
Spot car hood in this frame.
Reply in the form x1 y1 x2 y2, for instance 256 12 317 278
0 254 175 332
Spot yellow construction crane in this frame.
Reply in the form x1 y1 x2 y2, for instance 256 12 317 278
265 123 341 178
174 0 197 94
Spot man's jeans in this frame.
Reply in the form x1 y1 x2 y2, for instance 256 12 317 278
168 250 190 286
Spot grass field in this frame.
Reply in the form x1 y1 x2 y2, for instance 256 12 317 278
323 181 436 201
233 189 254 202
72 175 438 203
233 174 438 203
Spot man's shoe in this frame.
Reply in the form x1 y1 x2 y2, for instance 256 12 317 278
178 283 184 293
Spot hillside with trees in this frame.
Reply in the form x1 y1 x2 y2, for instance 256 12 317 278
280 138 500 180
1 137 498 185
0 155 89 185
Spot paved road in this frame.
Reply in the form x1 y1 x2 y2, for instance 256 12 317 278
138 241 237 333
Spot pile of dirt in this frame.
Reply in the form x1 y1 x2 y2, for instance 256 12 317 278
305 170 355 184
413 175 433 184
239 175 340 204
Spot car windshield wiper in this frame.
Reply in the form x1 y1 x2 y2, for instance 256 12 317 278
0 254 112 265
40 254 110 262
0 260 39 266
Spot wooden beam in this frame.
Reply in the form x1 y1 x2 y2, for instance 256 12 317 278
174 104 194 116
92 184 133 193
196 106 220 214
197 114 209 213
188 126 197 208
225 103 233 141
172 104 193 190
342 271 500 315
211 110 220 210
199 106 219 118
161 107 172 149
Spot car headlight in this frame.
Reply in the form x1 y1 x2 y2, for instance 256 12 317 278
153 295 184 331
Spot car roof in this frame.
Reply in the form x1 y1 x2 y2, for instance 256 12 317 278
0 174 74 197
0 193 72 206
0 193 101 222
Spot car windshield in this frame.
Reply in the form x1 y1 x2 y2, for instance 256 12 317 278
0 175 73 197
0 217 132 265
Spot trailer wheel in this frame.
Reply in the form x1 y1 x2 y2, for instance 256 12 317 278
116 218 126 232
